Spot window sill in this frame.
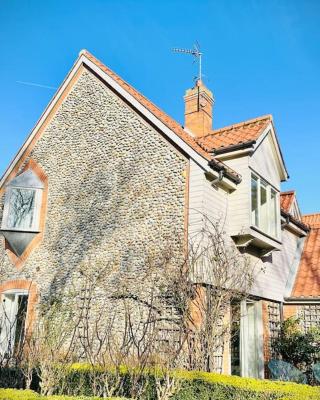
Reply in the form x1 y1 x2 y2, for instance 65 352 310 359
250 225 281 244
0 228 40 234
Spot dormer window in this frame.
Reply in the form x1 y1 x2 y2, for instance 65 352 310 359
251 173 280 239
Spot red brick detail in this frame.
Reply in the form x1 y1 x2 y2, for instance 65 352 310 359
5 159 48 269
283 305 298 320
0 280 38 334
262 302 270 360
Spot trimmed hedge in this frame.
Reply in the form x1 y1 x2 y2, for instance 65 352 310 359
63 365 320 400
0 389 125 400
169 370 320 399
1 366 320 399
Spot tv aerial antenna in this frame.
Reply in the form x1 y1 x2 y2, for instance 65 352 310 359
173 42 203 82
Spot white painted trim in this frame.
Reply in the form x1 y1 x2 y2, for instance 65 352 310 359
284 236 306 298
216 148 253 160
1 289 29 295
82 56 211 170
254 123 289 181
1 53 238 191
0 57 84 188
284 298 320 304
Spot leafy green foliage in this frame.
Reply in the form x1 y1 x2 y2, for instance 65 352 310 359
272 317 320 371
1 367 320 400
0 388 125 400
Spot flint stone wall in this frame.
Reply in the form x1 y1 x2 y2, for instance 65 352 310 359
0 68 188 322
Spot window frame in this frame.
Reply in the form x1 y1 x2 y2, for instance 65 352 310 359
1 185 42 232
250 172 280 239
0 289 29 357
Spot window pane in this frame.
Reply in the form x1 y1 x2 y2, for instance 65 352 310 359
270 190 278 237
260 182 268 232
251 176 259 226
14 295 28 351
7 188 36 230
0 294 28 357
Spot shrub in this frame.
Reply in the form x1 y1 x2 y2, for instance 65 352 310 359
1 366 320 399
0 368 25 390
273 317 320 374
0 388 126 400
62 366 320 399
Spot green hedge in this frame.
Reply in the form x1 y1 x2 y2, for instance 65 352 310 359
63 365 320 400
169 370 320 399
1 366 320 400
0 389 125 400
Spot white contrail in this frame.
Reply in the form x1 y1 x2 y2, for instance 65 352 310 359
16 80 57 90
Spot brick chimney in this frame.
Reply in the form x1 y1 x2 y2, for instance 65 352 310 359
184 80 214 137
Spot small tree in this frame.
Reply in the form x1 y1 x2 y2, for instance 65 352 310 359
169 214 254 372
22 299 77 395
273 317 320 374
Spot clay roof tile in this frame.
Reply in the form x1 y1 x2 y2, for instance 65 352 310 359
291 213 320 298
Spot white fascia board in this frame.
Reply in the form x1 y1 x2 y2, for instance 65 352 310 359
81 56 213 172
1 54 236 190
284 297 320 304
1 54 237 191
254 123 289 181
216 148 253 160
0 57 85 188
82 57 238 190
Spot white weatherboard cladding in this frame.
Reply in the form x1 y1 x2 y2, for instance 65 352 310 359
188 159 229 237
189 158 301 302
223 156 250 236
250 229 301 301
250 134 281 190
188 159 230 283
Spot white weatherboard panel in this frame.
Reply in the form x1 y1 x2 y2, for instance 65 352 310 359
250 229 301 301
250 134 281 190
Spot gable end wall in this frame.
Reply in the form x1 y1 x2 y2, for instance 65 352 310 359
0 68 188 307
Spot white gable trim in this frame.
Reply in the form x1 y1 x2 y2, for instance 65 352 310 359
254 123 289 182
0 56 84 189
0 53 237 190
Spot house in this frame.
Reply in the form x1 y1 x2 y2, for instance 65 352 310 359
0 50 318 379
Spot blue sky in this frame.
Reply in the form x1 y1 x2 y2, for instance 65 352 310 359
0 0 319 213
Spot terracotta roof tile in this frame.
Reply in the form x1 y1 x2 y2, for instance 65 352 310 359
82 51 208 158
303 214 320 228
291 213 320 298
280 191 295 214
81 50 241 182
196 115 272 152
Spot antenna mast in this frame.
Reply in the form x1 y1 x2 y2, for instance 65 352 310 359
173 43 203 81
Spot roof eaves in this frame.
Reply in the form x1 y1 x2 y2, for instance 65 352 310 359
207 114 273 137
211 140 256 155
208 158 242 184
281 209 310 233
